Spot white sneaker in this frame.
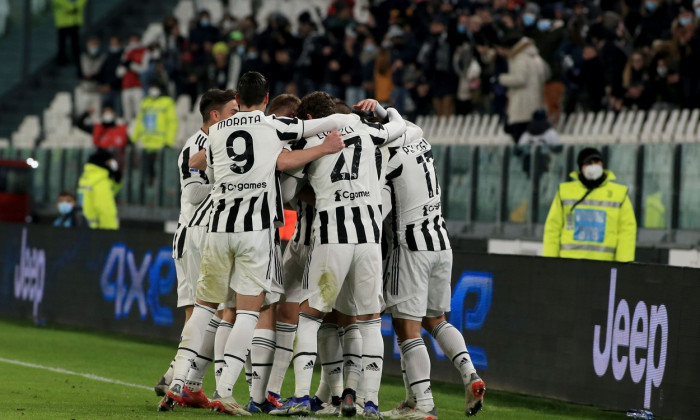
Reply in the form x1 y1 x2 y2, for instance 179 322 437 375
315 402 340 416
465 373 485 417
399 407 438 420
381 401 416 419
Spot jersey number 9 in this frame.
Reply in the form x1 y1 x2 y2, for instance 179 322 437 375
226 130 254 174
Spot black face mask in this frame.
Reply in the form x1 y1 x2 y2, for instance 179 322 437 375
578 171 607 189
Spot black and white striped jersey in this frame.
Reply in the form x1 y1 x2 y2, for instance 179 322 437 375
289 113 389 244
173 129 209 258
383 124 450 251
290 199 315 246
207 110 305 233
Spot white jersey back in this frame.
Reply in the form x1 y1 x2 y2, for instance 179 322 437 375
384 125 450 251
207 110 305 233
173 129 208 258
299 113 389 244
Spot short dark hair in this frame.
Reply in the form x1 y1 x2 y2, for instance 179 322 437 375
58 191 76 200
333 98 352 115
200 89 237 122
297 91 336 120
236 71 269 107
268 93 301 117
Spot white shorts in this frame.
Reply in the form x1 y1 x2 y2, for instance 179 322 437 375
302 242 383 315
197 229 276 304
222 238 283 308
280 239 310 304
174 258 193 308
174 226 208 307
383 246 453 321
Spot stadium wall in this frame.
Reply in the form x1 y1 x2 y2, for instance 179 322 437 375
1 223 698 419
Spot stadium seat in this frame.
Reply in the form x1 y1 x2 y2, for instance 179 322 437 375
173 0 195 37
671 108 689 143
559 112 580 144
0 138 9 149
620 110 645 143
11 116 41 149
639 109 658 143
197 0 224 24
681 108 700 143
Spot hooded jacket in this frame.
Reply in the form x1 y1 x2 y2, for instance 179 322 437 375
498 38 550 124
77 163 121 229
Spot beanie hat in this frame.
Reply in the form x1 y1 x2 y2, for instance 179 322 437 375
577 147 603 170
88 148 114 169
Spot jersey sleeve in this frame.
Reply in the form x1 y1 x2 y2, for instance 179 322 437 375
362 119 391 146
282 137 319 179
271 116 305 141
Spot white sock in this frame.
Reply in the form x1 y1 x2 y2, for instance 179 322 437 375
185 315 220 392
398 345 415 406
266 321 296 397
292 313 322 398
317 323 343 399
162 357 175 384
245 349 253 397
342 324 362 392
432 321 477 386
400 338 434 412
170 303 216 392
251 329 276 404
216 310 260 398
214 320 233 386
358 319 383 406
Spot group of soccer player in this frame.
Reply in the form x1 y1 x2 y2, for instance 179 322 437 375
155 70 485 419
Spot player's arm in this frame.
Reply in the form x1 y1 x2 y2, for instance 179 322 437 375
182 181 213 205
354 99 406 145
276 130 344 171
280 172 307 204
189 149 207 170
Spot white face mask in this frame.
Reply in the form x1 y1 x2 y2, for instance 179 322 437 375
583 163 604 181
148 87 161 97
102 112 115 123
107 159 119 172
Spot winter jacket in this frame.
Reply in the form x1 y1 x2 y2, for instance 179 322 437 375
132 95 177 152
52 0 86 28
77 163 121 230
499 38 550 124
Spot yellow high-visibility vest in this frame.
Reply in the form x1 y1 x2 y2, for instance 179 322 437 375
543 170 637 262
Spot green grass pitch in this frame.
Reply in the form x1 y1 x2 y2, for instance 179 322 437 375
0 317 624 419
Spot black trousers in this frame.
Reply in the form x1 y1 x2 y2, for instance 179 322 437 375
57 25 80 67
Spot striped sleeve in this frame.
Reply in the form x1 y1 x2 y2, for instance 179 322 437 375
271 116 305 141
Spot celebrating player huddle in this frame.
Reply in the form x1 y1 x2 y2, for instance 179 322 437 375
156 71 485 419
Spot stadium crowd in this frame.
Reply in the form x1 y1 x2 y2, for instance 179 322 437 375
73 0 700 132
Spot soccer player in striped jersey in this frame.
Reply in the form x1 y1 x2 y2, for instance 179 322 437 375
270 92 406 418
159 71 348 415
155 89 238 407
359 100 485 419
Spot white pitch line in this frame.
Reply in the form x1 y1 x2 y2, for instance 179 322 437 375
0 356 152 391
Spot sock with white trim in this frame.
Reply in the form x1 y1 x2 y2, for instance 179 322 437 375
432 321 477 386
216 310 260 398
170 303 215 392
251 328 276 404
185 315 220 392
292 313 322 398
358 318 383 406
317 323 344 399
214 320 233 386
342 324 362 392
400 338 434 412
266 321 296 396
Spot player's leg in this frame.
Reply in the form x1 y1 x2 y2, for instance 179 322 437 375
270 243 350 416
215 307 235 385
394 317 437 419
246 303 277 413
421 250 485 417
350 243 385 418
313 311 344 414
211 229 275 415
266 240 306 407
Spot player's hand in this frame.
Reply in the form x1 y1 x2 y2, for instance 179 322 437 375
353 99 378 113
322 130 345 154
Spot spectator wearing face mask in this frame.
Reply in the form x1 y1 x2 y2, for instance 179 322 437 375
131 81 177 184
77 149 122 230
77 36 106 116
673 8 700 108
98 36 124 117
633 0 673 48
117 34 150 122
53 191 87 228
76 105 129 168
543 148 637 262
189 10 221 66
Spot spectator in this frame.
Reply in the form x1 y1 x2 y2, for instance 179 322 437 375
498 35 549 143
53 191 87 228
189 9 221 67
158 17 186 97
77 36 106 115
226 31 247 90
77 149 122 230
207 41 233 90
517 109 562 175
453 39 482 115
633 0 673 48
543 147 637 262
118 34 150 122
76 105 129 168
295 12 326 96
673 9 700 108
98 36 124 117
649 46 681 107
131 81 177 184
622 51 655 110
52 0 87 70
418 16 458 116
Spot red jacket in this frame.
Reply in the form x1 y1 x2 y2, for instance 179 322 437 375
93 123 129 149
122 47 147 89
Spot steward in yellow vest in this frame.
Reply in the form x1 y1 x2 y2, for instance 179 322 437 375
77 149 122 229
543 148 637 262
